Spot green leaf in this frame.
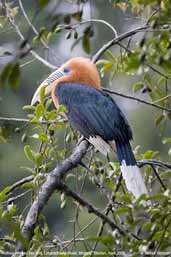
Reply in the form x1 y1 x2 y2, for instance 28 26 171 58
45 98 52 109
144 73 153 86
158 76 165 86
82 35 91 54
163 137 171 144
0 126 9 143
35 153 43 167
104 50 115 61
126 53 140 72
35 104 44 118
142 222 152 232
143 150 159 159
24 145 35 163
38 133 49 142
88 233 115 247
152 231 164 240
60 200 66 209
0 187 10 202
168 148 171 156
132 81 144 93
21 133 27 143
101 62 113 75
40 86 45 104
38 0 49 8
65 31 72 39
33 35 40 45
96 59 109 66
114 207 130 215
155 114 164 126
0 62 13 87
9 63 20 90
57 104 67 113
55 27 62 33
23 105 36 111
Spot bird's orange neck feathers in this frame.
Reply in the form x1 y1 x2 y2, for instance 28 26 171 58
52 57 101 108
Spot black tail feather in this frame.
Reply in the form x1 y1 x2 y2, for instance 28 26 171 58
115 141 136 166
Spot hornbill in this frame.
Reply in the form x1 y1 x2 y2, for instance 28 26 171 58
31 57 149 202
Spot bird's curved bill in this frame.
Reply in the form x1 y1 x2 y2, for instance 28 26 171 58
31 69 65 105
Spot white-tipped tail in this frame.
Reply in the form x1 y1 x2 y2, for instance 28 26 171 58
121 161 151 205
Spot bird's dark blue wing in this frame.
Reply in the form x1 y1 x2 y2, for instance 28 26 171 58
55 82 133 143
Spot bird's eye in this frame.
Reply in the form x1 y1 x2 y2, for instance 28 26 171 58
63 67 71 75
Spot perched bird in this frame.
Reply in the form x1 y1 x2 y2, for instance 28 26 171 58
31 57 149 202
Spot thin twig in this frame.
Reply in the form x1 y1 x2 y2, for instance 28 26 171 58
58 19 118 38
20 58 36 68
59 182 125 235
152 94 171 104
138 159 171 170
4 1 56 69
102 88 171 112
6 189 32 205
0 116 67 125
146 7 161 25
63 217 99 249
7 176 34 195
18 0 49 50
151 164 166 190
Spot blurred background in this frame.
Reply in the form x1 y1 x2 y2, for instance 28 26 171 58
0 0 170 243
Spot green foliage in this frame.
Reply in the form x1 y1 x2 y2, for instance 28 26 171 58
1 0 171 256
38 0 50 8
0 62 20 90
82 34 91 54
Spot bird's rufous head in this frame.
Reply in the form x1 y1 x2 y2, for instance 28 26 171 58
31 57 101 106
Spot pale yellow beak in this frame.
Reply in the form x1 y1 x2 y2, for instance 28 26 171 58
31 69 65 105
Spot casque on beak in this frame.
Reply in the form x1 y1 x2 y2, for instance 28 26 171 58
31 68 65 106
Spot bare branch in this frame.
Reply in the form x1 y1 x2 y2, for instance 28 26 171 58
138 159 171 170
8 175 34 194
102 88 171 112
150 164 166 191
0 117 30 125
0 116 67 125
6 189 32 205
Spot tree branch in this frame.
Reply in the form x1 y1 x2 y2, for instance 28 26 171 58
92 25 149 63
138 159 171 170
4 1 56 69
16 140 89 251
57 182 125 235
18 0 49 50
0 116 67 125
0 117 30 125
102 88 171 112
7 175 34 194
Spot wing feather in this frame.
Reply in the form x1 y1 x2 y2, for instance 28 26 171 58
55 82 132 143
